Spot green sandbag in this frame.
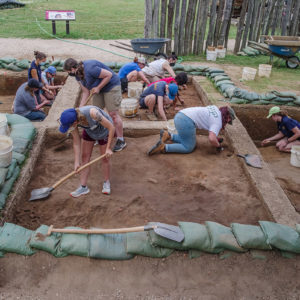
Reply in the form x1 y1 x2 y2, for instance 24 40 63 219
231 223 271 250
60 227 89 257
259 221 300 253
208 68 225 74
233 89 260 101
0 193 7 209
190 71 203 76
251 100 272 105
0 168 8 187
205 221 246 253
271 91 297 99
56 66 64 72
1 166 20 196
115 62 125 69
295 224 300 233
259 93 276 101
12 137 30 154
195 66 209 72
16 59 30 69
242 48 256 56
179 222 220 253
294 97 300 106
0 56 16 64
89 233 134 260
30 225 67 257
6 63 23 72
225 86 236 98
10 123 36 140
126 231 174 258
209 72 225 79
272 97 295 103
12 151 25 164
0 250 5 258
219 83 236 94
105 62 116 69
216 80 234 88
172 63 185 71
0 223 36 256
230 98 249 104
183 65 195 72
50 60 61 67
286 102 296 107
6 113 30 125
214 75 230 83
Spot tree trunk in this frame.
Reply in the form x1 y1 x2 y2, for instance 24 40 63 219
290 0 300 36
224 0 235 49
281 0 292 36
166 0 175 55
194 0 203 54
160 0 167 38
198 0 209 53
213 0 225 47
144 0 153 38
206 0 218 48
234 0 248 53
263 0 275 36
218 0 234 46
152 0 160 38
178 0 187 55
173 0 181 54
241 0 254 49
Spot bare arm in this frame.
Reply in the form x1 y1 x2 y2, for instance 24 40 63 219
71 127 81 171
79 83 90 107
31 69 39 81
162 62 176 78
90 69 112 95
261 131 285 146
157 96 167 121
287 127 300 143
208 131 220 147
138 71 150 85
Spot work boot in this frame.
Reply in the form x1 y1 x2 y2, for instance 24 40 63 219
70 185 90 198
160 129 171 143
147 140 165 156
146 112 158 121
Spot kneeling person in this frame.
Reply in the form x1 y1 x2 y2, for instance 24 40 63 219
59 106 115 197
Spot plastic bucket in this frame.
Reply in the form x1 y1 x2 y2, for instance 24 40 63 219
216 48 226 58
206 50 217 61
0 135 13 167
128 82 143 99
120 98 139 118
167 119 177 134
290 145 300 168
242 67 257 80
258 64 272 77
0 113 9 136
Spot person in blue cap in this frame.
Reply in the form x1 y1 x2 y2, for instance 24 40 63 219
59 105 115 197
261 106 300 152
139 81 178 121
41 66 63 100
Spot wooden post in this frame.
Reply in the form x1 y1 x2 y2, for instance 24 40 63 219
206 0 217 48
66 21 70 35
160 0 167 38
218 0 234 46
262 0 275 36
255 0 266 42
153 0 160 38
173 0 181 54
144 0 153 38
184 0 196 55
290 0 300 36
213 0 225 47
234 0 248 53
178 0 187 55
248 0 259 42
52 20 56 35
241 0 254 49
224 0 235 49
166 0 175 55
198 0 209 54
281 0 292 36
193 0 203 54
271 0 282 35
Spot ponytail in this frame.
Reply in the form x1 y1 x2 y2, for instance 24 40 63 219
34 51 46 60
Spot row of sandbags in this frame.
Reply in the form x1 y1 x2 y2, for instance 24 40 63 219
1 221 300 260
0 114 36 209
237 45 265 57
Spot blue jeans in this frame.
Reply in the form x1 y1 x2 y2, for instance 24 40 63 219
165 112 196 154
25 111 46 121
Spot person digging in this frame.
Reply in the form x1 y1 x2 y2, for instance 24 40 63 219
147 105 235 155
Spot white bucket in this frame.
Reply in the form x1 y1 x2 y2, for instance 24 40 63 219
167 119 177 134
242 67 257 81
258 64 272 77
206 50 217 61
0 113 9 136
120 98 139 118
0 135 13 167
290 145 300 168
128 82 143 99
216 48 226 58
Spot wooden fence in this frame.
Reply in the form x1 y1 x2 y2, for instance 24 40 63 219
144 0 300 56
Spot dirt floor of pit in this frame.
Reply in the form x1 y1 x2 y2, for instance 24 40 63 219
259 145 300 213
12 135 269 230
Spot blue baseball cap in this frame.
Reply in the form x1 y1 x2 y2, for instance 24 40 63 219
59 108 77 133
168 83 178 100
46 66 56 75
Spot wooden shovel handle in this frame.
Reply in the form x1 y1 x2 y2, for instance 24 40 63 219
52 154 107 189
47 225 150 236
85 93 93 105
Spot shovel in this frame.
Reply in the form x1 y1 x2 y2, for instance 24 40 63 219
47 222 185 242
237 154 262 169
29 153 107 201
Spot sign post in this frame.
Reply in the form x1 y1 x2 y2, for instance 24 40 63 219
45 10 76 35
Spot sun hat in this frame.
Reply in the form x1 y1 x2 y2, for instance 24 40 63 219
168 83 178 100
59 108 77 133
28 78 43 89
267 106 281 118
228 106 236 125
46 66 56 75
137 57 146 64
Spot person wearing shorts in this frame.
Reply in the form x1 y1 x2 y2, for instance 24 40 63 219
63 58 126 152
58 106 115 197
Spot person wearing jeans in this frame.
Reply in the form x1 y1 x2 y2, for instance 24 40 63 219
147 105 236 155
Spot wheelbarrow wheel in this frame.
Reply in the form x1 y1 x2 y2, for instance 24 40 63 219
286 56 299 69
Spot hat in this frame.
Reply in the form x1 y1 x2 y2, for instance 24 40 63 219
267 106 280 118
228 106 236 125
28 78 43 89
137 57 146 64
168 83 178 101
59 108 77 133
46 66 56 75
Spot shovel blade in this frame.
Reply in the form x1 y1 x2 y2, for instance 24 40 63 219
152 222 185 242
29 187 53 201
244 154 262 169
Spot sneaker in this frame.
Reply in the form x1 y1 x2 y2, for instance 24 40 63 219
160 129 171 143
102 181 111 195
147 140 165 156
113 139 127 152
70 185 90 198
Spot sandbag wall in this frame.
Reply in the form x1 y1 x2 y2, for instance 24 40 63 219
1 221 300 260
0 114 36 210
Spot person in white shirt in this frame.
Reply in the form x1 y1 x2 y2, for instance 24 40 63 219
148 105 236 155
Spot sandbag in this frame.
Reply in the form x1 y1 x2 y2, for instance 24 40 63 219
206 221 246 253
50 60 61 67
183 65 195 72
126 231 174 258
233 89 260 101
214 75 230 83
172 63 185 71
16 59 30 69
30 225 67 257
0 193 7 209
60 227 89 257
105 62 116 69
6 159 17 180
1 166 20 196
231 223 271 250
230 98 249 104
271 97 295 103
0 168 8 187
224 86 236 99
12 151 25 164
6 113 30 125
195 66 209 72
12 137 30 154
208 68 224 74
271 91 297 100
0 56 16 64
6 63 23 72
0 250 5 258
219 84 236 94
179 222 220 253
89 233 134 260
251 100 272 105
242 48 257 56
0 223 36 255
10 123 36 140
209 72 225 79
259 93 277 101
259 221 300 253
294 97 300 106
189 71 203 76
215 80 234 88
